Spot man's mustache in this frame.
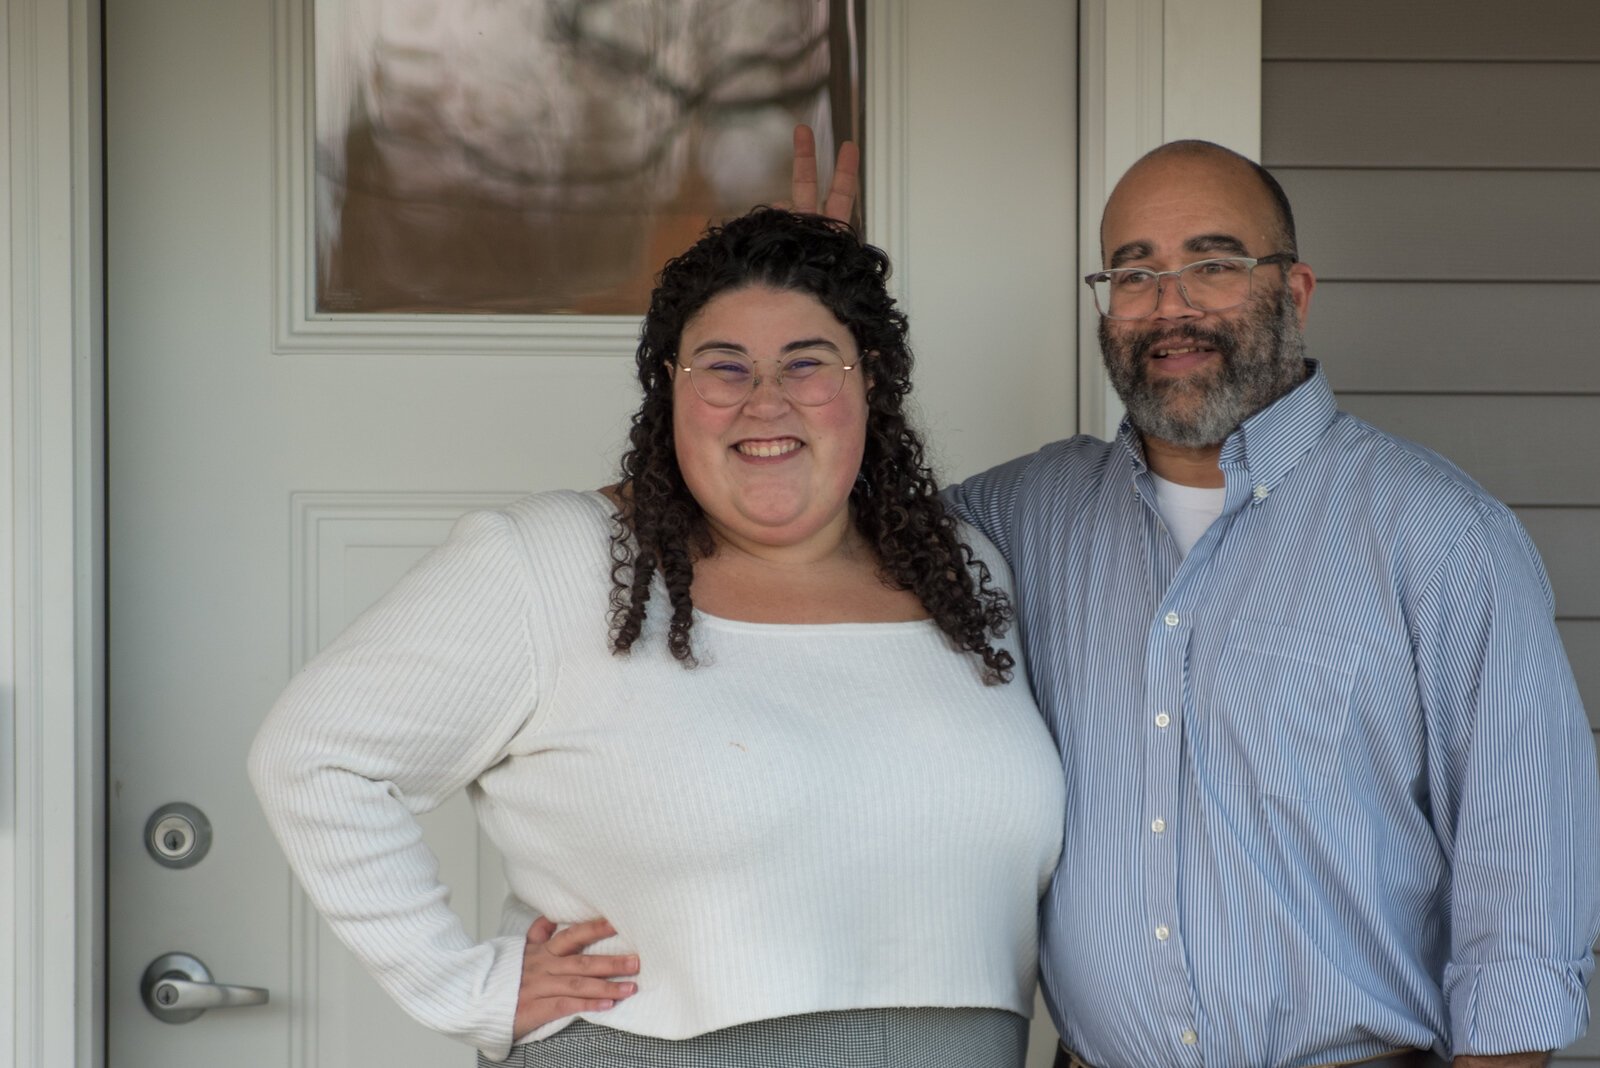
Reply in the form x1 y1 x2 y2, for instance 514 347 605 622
1129 326 1236 366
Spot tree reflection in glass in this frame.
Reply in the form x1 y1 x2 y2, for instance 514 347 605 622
314 0 864 316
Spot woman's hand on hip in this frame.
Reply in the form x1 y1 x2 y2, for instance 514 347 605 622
513 916 639 1035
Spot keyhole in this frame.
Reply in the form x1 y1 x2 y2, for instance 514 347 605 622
144 804 211 868
156 983 177 1006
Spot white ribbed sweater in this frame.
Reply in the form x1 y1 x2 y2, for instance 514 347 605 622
248 490 1064 1060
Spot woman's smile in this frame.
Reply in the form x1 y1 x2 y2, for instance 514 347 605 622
734 437 805 460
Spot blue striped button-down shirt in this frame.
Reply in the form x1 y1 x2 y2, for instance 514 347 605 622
949 366 1600 1068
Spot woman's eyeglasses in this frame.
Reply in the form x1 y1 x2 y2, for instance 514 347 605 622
677 351 858 407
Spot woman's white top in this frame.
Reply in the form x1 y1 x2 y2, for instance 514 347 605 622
248 490 1065 1060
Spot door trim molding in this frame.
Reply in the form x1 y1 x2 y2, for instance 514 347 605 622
269 0 634 354
270 0 908 356
3 1 106 1066
865 0 910 301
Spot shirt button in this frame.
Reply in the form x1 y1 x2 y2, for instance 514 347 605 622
1164 611 1180 627
1252 484 1270 501
1155 925 1170 941
1155 712 1171 728
1181 1030 1198 1045
1151 818 1166 834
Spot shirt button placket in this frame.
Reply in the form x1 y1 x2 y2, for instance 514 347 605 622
1146 604 1198 1063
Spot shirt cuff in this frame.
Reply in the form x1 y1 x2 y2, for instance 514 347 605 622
469 933 531 1062
1444 955 1595 1055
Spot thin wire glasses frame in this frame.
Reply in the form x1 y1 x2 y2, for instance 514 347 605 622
676 352 861 408
1084 253 1297 320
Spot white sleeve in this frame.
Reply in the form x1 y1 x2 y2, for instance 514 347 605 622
248 508 537 1058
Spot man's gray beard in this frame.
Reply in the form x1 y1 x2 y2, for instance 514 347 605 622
1099 286 1308 447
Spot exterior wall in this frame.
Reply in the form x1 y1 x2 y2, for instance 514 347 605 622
1263 1 1600 1058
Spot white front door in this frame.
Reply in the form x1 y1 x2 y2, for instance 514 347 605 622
104 2 1078 1065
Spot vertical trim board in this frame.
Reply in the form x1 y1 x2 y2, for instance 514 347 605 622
865 0 910 306
5 0 104 1066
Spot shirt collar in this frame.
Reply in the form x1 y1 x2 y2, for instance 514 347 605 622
1219 360 1337 490
1115 360 1338 492
1115 415 1150 474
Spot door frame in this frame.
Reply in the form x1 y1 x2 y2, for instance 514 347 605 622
4 2 107 1068
0 1 1259 1064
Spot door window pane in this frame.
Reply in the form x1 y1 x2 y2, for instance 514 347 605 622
314 0 865 315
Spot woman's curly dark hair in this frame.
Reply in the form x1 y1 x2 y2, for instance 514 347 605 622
608 207 1015 683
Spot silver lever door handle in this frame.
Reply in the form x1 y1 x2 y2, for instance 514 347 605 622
141 952 270 1024
151 976 270 1010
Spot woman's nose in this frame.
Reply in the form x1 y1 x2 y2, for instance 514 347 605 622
743 371 791 411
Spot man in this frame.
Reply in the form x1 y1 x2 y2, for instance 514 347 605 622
798 134 1600 1067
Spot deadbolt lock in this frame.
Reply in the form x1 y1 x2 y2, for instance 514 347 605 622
144 802 212 869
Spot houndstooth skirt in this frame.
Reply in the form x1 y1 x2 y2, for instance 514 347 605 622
480 1007 1029 1068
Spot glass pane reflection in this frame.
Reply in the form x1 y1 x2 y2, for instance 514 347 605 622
314 0 865 315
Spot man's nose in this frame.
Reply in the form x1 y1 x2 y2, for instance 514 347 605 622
1152 274 1202 321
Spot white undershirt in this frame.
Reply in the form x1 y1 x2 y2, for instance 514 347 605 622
1150 473 1226 558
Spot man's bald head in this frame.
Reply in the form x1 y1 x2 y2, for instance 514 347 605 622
1102 140 1298 262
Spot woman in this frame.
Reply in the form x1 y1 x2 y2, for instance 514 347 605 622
249 208 1064 1067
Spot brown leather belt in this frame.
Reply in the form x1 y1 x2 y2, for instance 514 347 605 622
1053 1043 1447 1068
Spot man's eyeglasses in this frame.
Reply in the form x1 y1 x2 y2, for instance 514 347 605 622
1084 253 1297 320
677 350 859 408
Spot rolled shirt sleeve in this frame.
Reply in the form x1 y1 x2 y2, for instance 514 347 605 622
1416 507 1600 1055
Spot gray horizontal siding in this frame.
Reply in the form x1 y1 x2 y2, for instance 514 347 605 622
1336 395 1600 507
1264 0 1600 60
1519 509 1600 617
1563 622 1600 728
1277 169 1600 281
1264 62 1600 168
1312 283 1599 394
